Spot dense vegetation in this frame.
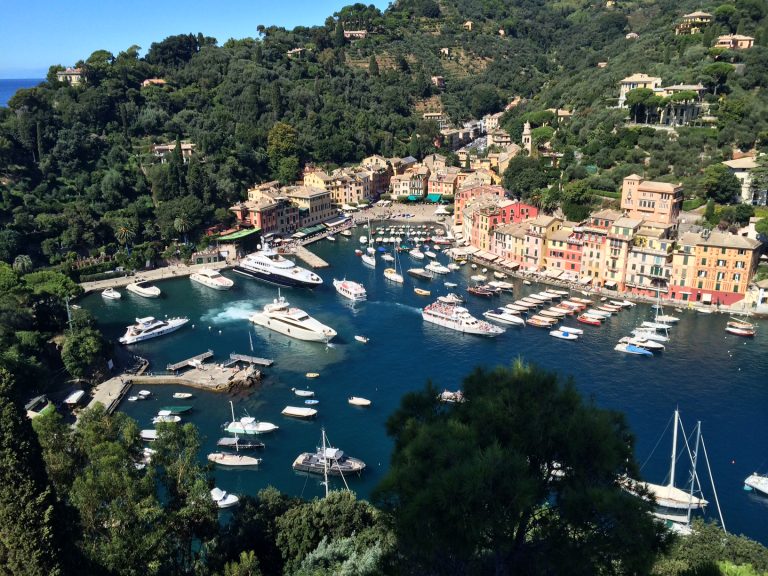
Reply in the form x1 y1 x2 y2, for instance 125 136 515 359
3 361 768 575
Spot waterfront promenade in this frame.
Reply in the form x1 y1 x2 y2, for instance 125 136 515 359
80 260 231 293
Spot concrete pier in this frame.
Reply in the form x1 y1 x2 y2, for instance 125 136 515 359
79 261 231 293
293 246 329 268
229 353 274 367
166 350 214 371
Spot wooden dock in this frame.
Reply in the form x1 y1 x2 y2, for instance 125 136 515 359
293 246 329 268
229 353 274 367
166 350 214 371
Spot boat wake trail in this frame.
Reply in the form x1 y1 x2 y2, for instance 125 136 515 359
201 300 260 324
369 300 423 315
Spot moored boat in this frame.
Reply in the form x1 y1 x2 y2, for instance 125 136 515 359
282 406 318 419
348 396 371 407
467 286 495 298
126 280 161 298
190 268 234 290
414 288 431 296
577 314 602 326
292 388 315 397
407 268 434 281
483 309 525 326
726 317 756 337
292 429 366 476
744 473 768 496
172 392 193 399
361 253 376 267
614 343 653 356
207 452 262 466
619 336 665 351
234 247 322 288
211 487 240 508
550 329 578 340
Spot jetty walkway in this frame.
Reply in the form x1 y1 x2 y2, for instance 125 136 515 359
79 260 231 293
293 246 329 268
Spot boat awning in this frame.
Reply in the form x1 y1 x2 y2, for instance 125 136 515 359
217 227 260 241
702 293 712 303
63 390 85 405
426 194 442 203
324 216 350 228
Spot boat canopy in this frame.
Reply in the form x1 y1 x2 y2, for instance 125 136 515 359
324 447 343 459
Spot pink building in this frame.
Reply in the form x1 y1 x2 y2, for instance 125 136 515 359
453 185 506 226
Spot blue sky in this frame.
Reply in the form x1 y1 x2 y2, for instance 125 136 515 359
1 0 390 78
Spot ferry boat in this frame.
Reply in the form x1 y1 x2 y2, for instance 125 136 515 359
333 278 367 302
126 280 161 298
292 429 366 476
118 316 189 345
234 247 322 288
422 301 505 337
190 268 234 290
250 294 337 342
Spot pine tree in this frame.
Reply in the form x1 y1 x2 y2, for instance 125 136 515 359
368 54 379 76
0 368 66 575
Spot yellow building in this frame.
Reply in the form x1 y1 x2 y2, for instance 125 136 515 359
625 226 674 296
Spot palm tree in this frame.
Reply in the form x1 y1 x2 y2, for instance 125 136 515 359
115 222 136 254
12 254 32 274
174 213 191 245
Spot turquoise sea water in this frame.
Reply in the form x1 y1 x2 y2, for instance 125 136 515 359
0 78 43 107
82 231 768 544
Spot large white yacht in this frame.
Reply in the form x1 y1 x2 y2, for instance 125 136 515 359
333 278 367 301
126 279 161 298
190 268 234 290
234 247 322 288
422 301 504 337
250 295 337 342
119 316 189 344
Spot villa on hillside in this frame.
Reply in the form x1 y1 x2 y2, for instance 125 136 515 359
675 11 712 35
618 73 662 108
151 142 195 163
715 34 754 50
723 156 765 205
56 67 83 85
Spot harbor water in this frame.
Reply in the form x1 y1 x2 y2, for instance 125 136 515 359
82 231 768 544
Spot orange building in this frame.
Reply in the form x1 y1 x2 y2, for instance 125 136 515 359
620 175 683 227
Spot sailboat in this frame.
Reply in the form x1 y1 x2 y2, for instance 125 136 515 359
383 246 404 284
622 409 724 533
653 291 679 324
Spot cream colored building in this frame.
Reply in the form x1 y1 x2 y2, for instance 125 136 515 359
620 175 683 227
722 156 763 204
618 73 662 107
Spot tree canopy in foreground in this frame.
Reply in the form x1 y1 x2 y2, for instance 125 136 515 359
374 360 670 575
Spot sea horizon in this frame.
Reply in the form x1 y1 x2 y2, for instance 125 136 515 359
0 78 44 107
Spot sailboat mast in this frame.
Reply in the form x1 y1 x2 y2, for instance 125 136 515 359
230 400 235 423
322 428 329 498
687 420 702 525
669 409 679 488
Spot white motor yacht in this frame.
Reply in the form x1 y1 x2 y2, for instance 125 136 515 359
234 247 322 288
250 294 337 342
119 316 189 345
425 261 450 275
483 308 525 326
126 280 161 298
102 287 121 300
333 278 367 301
210 487 240 508
361 253 376 267
190 268 234 290
207 453 262 466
